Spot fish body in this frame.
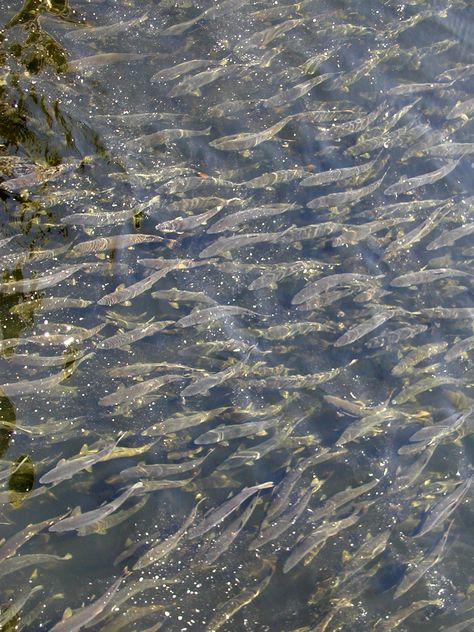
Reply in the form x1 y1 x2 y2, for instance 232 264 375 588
210 115 293 151
187 482 274 539
384 160 460 196
49 574 125 631
49 483 143 533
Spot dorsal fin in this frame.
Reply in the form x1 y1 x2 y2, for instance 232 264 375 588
62 607 73 621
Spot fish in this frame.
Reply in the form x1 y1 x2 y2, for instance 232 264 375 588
334 310 396 347
393 444 437 491
209 115 293 151
0 264 85 295
206 562 274 632
249 260 330 291
300 44 342 74
426 222 474 251
301 155 381 188
0 352 94 398
420 307 474 320
390 268 472 287
77 496 148 537
49 573 126 632
281 222 342 244
421 142 474 158
255 321 334 340
250 483 320 549
97 268 174 306
62 208 138 228
181 364 245 397
97 320 174 350
207 203 302 234
446 335 474 363
415 476 472 537
65 12 149 42
332 217 414 247
392 376 464 405
239 168 308 189
383 204 451 258
247 366 345 391
0 234 19 249
39 435 124 484
392 341 449 377
194 416 277 445
340 529 391 584
134 501 203 571
386 80 453 96
384 160 460 196
128 127 212 149
99 374 185 407
70 234 171 256
159 174 236 195
155 206 223 233
151 59 220 83
0 163 77 193
373 599 443 631
260 73 336 109
307 172 387 209
176 305 261 327
200 496 259 565
164 0 250 35
170 65 242 97
119 454 206 482
49 483 143 533
198 230 285 259
448 97 474 119
0 553 72 580
336 409 402 446
394 522 453 598
187 482 274 539
441 64 474 82
366 325 428 349
308 478 380 526
292 273 384 305
283 509 363 574
266 451 343 521
168 195 244 212
0 584 43 630
314 103 386 139
151 287 217 306
142 407 229 436
0 513 67 562
10 297 92 315
68 52 158 73
134 476 193 493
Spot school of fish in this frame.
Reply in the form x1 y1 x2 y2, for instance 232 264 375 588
0 0 473 630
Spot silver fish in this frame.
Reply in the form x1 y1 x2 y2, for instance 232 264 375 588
49 573 126 632
151 59 219 83
307 172 386 209
187 482 274 539
416 476 472 537
200 496 259 565
384 160 460 196
209 115 293 151
207 203 301 234
334 311 396 347
49 483 143 533
176 305 260 327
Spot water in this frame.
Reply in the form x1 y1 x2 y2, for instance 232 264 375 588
0 0 473 629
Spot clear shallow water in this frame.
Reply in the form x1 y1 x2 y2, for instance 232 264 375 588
0 0 474 630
